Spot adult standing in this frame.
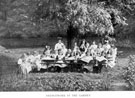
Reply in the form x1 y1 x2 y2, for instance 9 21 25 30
79 39 87 53
54 38 65 55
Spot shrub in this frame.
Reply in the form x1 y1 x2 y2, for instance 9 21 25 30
123 55 135 90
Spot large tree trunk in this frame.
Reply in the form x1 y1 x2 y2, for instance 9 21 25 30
67 25 72 49
66 24 78 49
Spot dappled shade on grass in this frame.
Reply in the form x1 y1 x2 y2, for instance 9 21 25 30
0 73 108 91
0 53 108 91
0 47 134 91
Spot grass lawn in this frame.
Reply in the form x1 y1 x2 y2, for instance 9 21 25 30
0 38 135 91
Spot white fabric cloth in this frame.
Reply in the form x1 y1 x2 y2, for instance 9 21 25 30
106 54 116 68
55 60 67 68
96 56 107 62
90 45 97 50
18 56 32 74
41 57 56 60
35 59 47 70
18 59 23 65
61 48 67 57
26 55 35 63
57 54 65 60
45 49 51 56
103 44 111 53
107 60 116 68
96 48 104 56
73 46 79 52
80 53 86 58
112 48 117 59
65 57 75 60
81 56 93 63
54 42 64 51
20 62 32 74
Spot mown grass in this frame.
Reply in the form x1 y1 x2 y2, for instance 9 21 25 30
0 51 130 91
0 72 109 91
0 41 134 91
0 50 109 91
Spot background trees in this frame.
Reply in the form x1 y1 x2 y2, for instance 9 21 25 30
0 0 57 38
31 0 134 48
0 0 135 48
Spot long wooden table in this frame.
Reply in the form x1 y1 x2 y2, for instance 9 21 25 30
40 56 107 72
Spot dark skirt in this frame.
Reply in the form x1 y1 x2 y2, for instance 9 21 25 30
80 48 85 52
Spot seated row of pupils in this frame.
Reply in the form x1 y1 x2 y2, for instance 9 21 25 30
43 39 117 61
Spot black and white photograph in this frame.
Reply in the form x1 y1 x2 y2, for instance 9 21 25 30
0 0 135 96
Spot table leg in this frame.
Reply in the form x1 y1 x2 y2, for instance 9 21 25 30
47 63 49 72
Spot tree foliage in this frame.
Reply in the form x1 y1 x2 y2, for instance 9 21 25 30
32 0 135 35
0 0 57 38
0 0 135 38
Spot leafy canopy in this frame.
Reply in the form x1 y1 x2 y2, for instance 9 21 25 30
0 0 135 38
32 0 135 35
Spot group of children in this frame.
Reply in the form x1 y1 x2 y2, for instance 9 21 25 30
17 51 47 74
44 39 117 63
18 38 117 74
